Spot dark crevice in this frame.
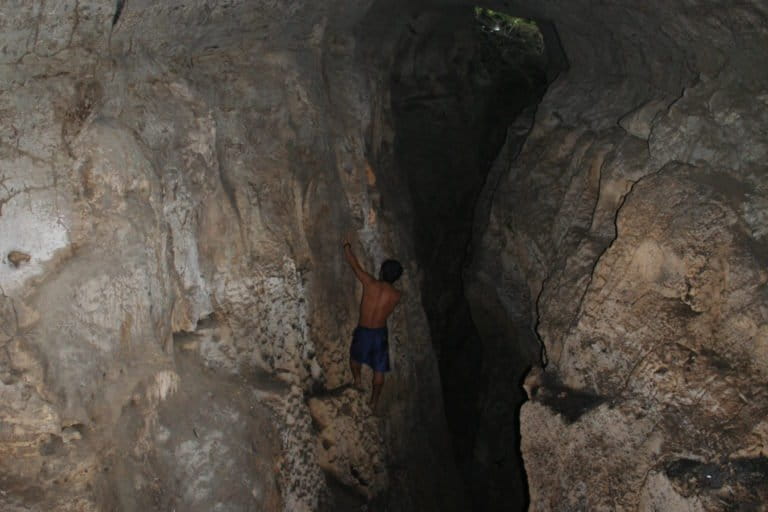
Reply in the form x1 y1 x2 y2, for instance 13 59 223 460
528 372 606 423
112 0 125 27
666 456 768 507
385 6 566 510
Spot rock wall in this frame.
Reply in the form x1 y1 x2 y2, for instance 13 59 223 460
469 0 768 510
5 0 767 510
0 1 462 510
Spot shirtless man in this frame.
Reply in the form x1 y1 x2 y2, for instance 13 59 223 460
343 237 403 410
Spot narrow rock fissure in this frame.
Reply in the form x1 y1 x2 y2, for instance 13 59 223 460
385 7 565 510
112 0 125 27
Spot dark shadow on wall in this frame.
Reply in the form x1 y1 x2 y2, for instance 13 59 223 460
382 5 566 510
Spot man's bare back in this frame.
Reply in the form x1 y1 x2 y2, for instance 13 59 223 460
358 280 401 328
343 236 403 411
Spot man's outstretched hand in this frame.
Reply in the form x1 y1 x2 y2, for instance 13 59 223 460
342 233 374 284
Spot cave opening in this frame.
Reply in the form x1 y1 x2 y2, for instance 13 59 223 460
384 5 566 510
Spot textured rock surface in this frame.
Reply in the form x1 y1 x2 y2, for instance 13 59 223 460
0 1 461 510
308 388 388 498
469 1 768 510
4 0 768 510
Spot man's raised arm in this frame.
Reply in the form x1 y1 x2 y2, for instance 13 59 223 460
343 237 375 285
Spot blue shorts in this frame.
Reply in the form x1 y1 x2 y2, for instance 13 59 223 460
350 326 391 373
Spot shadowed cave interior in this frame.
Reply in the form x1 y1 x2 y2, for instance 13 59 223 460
1 1 768 511
384 7 562 509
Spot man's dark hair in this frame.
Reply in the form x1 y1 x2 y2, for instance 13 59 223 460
380 259 403 283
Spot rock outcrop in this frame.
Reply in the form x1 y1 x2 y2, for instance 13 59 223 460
0 1 462 510
469 1 768 510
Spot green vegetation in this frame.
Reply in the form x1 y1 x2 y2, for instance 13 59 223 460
473 7 544 56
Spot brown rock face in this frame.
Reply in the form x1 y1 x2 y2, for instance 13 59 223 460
519 165 768 509
3 0 768 511
0 1 461 510
467 1 768 510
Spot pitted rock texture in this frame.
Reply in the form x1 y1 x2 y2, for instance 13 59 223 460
109 352 284 511
468 1 768 510
521 164 768 510
309 387 388 499
0 1 461 510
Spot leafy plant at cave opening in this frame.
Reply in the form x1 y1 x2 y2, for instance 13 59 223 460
472 6 546 86
474 6 544 56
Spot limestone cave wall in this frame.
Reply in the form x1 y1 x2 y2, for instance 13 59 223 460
2 0 768 511
0 1 463 511
468 1 768 510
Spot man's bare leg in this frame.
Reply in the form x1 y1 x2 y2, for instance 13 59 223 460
370 371 385 410
350 359 362 389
